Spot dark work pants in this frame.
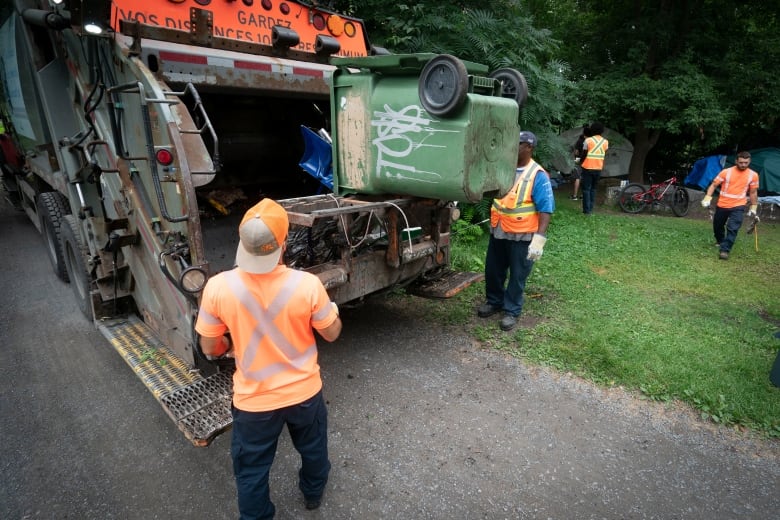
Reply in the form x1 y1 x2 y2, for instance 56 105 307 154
484 234 534 317
713 206 745 253
231 391 331 520
580 168 601 214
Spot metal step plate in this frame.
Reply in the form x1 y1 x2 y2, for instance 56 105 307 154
97 315 233 446
160 371 234 447
407 270 484 299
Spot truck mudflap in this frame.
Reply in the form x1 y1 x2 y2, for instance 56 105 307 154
97 315 233 447
406 269 485 299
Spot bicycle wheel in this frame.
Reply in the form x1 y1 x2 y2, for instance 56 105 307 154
618 183 647 213
671 187 690 217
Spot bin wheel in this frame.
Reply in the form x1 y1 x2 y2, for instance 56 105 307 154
489 68 528 108
418 54 469 117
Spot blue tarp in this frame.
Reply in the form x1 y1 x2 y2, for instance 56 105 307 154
685 148 780 194
684 155 726 190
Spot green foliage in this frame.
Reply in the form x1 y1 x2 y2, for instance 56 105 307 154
573 54 730 157
451 203 487 272
527 0 780 175
139 347 168 366
338 0 780 175
404 197 780 437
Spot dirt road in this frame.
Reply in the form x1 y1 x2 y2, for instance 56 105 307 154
1 194 778 519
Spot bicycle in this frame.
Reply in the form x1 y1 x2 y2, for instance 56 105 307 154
618 174 691 217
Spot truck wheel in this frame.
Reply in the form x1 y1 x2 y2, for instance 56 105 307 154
60 215 93 320
37 192 71 282
418 54 469 117
489 68 528 108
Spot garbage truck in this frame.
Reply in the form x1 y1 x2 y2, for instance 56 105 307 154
0 0 526 445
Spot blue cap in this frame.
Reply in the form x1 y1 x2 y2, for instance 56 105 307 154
519 131 537 147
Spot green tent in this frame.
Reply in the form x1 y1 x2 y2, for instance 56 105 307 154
726 148 780 194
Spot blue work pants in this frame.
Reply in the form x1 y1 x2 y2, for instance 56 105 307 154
713 206 745 253
580 168 602 214
485 234 534 317
231 391 331 520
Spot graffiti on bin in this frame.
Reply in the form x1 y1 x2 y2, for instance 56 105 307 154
371 104 457 184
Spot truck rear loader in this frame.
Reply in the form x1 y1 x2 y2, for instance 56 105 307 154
0 0 527 445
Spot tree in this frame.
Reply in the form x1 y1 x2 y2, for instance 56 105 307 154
716 4 780 150
529 0 780 182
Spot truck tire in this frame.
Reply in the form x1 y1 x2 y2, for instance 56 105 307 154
489 68 528 108
418 54 469 117
37 192 71 282
60 215 93 320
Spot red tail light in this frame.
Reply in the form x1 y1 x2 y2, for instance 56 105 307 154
156 148 174 166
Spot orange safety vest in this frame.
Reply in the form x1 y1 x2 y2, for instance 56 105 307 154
714 166 759 209
195 265 337 412
581 135 608 170
490 160 543 234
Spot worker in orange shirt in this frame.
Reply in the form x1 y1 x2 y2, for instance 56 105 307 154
580 121 609 215
701 150 759 260
196 198 342 519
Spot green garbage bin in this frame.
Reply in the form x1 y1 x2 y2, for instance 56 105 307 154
330 54 520 203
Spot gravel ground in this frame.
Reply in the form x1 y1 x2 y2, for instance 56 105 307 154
312 298 779 519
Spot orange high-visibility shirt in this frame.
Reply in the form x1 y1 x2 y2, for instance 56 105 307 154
196 264 338 412
713 166 759 209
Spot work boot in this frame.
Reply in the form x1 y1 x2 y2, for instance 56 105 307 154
477 303 501 318
304 496 322 510
499 314 518 331
719 251 729 260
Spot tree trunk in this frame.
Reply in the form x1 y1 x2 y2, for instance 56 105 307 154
628 117 661 183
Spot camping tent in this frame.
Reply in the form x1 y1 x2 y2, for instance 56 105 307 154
684 147 780 194
683 155 726 190
550 127 634 178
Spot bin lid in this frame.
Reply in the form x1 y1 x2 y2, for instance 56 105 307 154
331 53 489 75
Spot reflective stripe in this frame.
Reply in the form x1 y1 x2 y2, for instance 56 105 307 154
587 137 607 158
224 269 317 381
719 169 743 199
312 303 332 322
493 203 537 216
491 161 542 233
493 163 541 212
197 308 222 325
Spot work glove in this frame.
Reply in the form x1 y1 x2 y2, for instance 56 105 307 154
701 195 712 208
527 233 547 261
746 219 758 234
747 205 758 219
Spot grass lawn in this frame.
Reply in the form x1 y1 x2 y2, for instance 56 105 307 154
408 192 780 438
